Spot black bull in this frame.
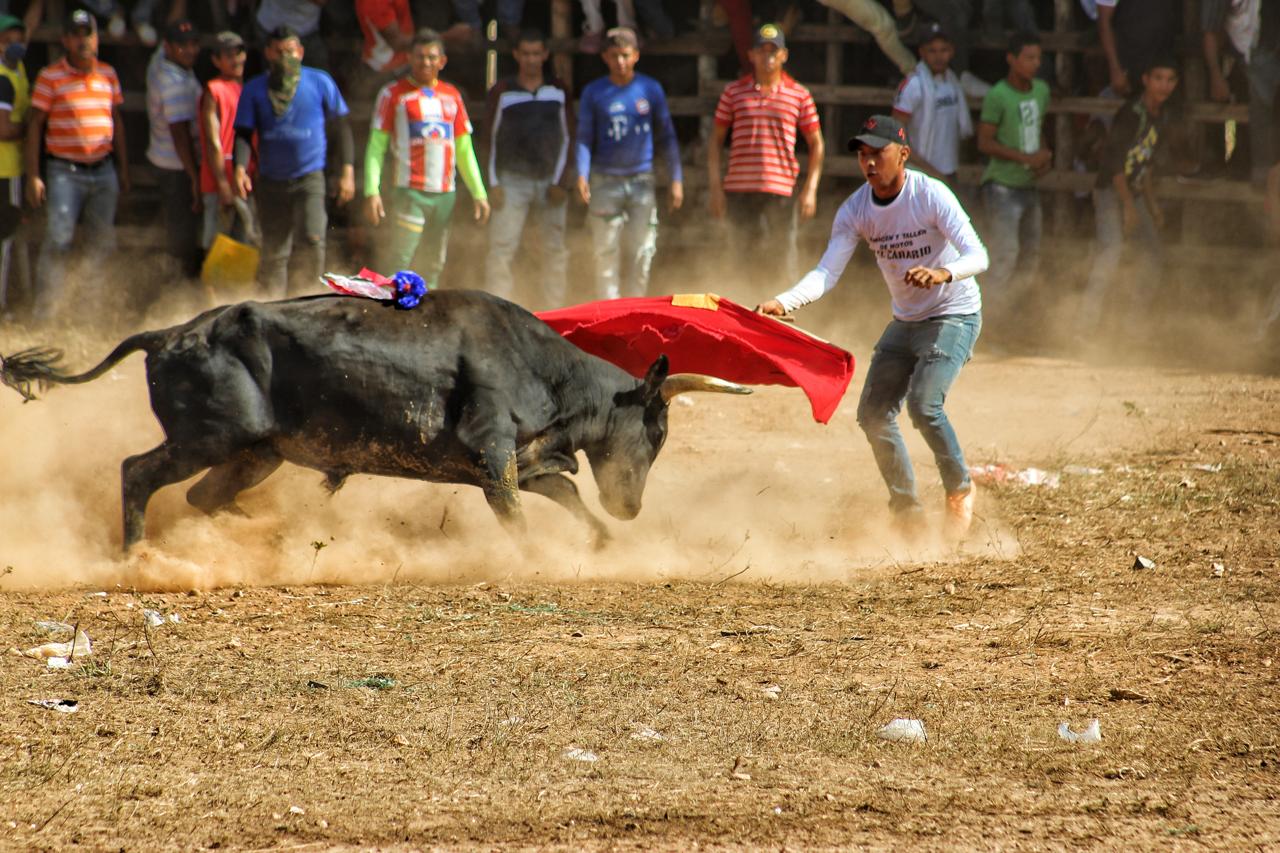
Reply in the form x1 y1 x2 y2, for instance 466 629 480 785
1 291 750 550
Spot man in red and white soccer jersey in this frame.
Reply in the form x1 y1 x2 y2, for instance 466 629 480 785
364 27 489 282
707 22 824 288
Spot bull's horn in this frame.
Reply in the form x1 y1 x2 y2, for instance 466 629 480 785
660 374 753 402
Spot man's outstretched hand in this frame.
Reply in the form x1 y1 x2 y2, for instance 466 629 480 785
756 299 786 316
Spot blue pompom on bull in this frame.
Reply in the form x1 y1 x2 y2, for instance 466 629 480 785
1 291 749 550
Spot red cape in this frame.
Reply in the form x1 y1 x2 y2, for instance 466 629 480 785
536 294 855 423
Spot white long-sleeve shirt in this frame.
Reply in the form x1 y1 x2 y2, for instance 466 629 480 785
774 169 988 321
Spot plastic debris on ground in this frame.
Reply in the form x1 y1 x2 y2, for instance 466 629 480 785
630 723 665 742
1062 465 1104 476
143 609 165 628
877 718 927 743
27 699 78 713
970 463 1060 488
344 675 396 690
1212 562 1226 578
1058 719 1102 744
34 621 74 635
562 747 599 762
760 685 782 700
1191 463 1223 473
11 630 92 664
1133 555 1156 570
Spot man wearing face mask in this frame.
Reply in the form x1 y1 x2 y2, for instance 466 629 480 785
0 13 29 320
25 9 129 324
233 25 355 299
146 19 203 280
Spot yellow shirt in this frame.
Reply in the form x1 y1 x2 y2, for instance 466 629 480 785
0 60 29 178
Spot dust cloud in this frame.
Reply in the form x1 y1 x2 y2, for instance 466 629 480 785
0 300 1024 594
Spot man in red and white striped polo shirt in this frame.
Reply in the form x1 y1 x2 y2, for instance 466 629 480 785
708 23 823 290
24 8 128 322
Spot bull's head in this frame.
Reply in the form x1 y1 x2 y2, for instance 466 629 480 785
588 355 751 520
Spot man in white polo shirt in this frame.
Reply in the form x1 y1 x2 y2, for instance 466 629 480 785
758 114 988 541
145 18 201 278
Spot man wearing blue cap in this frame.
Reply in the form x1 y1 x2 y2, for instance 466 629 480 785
759 115 988 542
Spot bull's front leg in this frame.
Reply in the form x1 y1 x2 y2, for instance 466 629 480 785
478 445 525 535
521 474 610 550
456 399 526 535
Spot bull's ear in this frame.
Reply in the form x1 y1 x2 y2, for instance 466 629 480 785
641 355 670 403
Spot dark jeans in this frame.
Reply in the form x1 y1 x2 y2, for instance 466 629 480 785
156 167 201 278
725 191 797 291
257 170 327 299
0 175 29 317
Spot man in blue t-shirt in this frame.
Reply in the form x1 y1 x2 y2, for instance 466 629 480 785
233 26 355 298
575 26 682 300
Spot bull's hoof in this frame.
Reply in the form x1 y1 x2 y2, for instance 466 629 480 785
589 527 611 552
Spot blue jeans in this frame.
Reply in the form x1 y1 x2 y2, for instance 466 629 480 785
857 312 982 515
1078 186 1163 330
35 158 119 322
486 171 568 309
980 181 1042 316
588 172 658 300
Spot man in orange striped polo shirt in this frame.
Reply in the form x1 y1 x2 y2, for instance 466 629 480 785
707 23 823 291
24 8 129 322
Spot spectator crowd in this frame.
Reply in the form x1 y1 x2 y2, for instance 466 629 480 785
0 0 1277 348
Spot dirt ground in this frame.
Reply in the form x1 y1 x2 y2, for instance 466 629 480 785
1 311 1278 850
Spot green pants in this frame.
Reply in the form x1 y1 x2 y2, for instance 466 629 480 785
378 188 456 283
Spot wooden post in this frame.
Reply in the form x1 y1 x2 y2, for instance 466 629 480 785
551 0 573 90
823 7 843 161
696 0 719 283
1052 0 1075 233
1182 0 1207 245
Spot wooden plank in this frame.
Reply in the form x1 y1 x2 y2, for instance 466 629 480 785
683 83 1251 124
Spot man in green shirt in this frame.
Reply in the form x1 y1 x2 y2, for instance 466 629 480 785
977 31 1051 321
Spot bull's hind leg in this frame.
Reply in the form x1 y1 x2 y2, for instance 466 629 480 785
185 446 283 516
521 474 610 549
121 443 225 550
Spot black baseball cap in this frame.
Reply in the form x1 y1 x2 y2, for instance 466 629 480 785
848 114 911 151
213 30 245 52
267 24 301 43
754 22 785 50
164 19 199 43
919 21 952 44
65 8 97 34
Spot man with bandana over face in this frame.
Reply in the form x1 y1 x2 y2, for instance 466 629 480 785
233 25 355 299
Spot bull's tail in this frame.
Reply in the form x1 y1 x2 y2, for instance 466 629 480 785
1 331 165 402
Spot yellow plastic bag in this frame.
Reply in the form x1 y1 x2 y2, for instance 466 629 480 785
201 232 259 288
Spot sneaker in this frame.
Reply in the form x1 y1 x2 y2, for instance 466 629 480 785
136 22 158 47
944 483 976 540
